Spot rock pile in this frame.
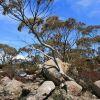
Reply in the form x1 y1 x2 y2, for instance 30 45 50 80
0 58 99 100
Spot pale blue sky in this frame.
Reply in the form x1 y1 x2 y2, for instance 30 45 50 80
0 0 100 49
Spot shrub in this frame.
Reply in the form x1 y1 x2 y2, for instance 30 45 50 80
93 56 100 64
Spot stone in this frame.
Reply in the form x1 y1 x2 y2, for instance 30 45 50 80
3 78 23 99
1 76 11 85
20 72 27 77
65 81 82 96
92 80 100 98
25 75 34 80
18 71 27 77
27 95 36 100
33 81 55 100
42 58 71 85
44 58 70 74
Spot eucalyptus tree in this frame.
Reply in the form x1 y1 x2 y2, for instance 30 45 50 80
77 26 100 57
39 16 84 62
0 0 58 63
0 43 17 64
76 37 93 57
0 0 74 80
18 44 43 64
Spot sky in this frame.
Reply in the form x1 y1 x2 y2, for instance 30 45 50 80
0 0 100 50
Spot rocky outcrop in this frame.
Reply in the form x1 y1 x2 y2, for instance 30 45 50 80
0 58 99 100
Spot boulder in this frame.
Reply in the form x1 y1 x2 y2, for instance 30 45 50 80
17 70 27 77
92 80 100 98
42 58 71 85
25 75 34 80
1 76 11 85
65 81 82 96
27 81 55 100
2 78 23 99
43 58 70 73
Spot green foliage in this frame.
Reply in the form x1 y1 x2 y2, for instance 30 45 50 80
79 26 97 35
0 43 17 64
18 18 43 32
77 37 92 48
0 43 17 56
92 36 100 43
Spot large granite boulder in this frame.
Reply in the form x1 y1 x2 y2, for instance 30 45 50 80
27 81 55 100
1 77 23 99
41 58 71 85
65 81 82 96
43 58 70 73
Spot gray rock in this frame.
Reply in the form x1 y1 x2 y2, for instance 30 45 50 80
65 81 82 96
2 78 23 99
15 68 27 77
93 80 100 98
25 75 34 80
1 76 11 85
27 81 55 100
42 58 71 85
18 71 27 77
